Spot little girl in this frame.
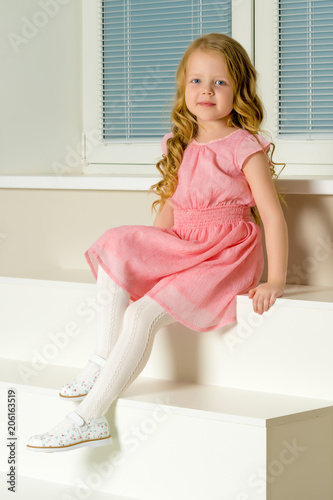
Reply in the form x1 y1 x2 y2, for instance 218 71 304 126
27 33 288 452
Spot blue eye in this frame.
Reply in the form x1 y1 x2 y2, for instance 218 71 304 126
216 80 226 86
191 78 201 84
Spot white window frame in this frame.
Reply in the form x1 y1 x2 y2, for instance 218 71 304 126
255 0 333 176
82 0 254 175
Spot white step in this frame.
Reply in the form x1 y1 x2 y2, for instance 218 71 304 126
2 476 135 500
1 277 333 399
1 363 333 500
3 360 333 427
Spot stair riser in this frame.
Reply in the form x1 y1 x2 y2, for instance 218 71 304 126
0 281 97 370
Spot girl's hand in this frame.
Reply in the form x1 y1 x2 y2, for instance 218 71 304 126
248 282 284 315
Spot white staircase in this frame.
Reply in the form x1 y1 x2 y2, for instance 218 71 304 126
1 277 333 500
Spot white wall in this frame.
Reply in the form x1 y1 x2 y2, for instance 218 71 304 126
1 189 333 287
0 0 82 174
0 188 156 282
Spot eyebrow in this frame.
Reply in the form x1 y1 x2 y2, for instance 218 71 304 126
187 73 229 80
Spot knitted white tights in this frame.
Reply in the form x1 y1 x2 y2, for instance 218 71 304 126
76 265 130 382
77 274 175 421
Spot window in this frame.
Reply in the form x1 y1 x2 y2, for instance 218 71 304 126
83 0 252 171
278 0 333 138
84 0 333 175
255 0 333 174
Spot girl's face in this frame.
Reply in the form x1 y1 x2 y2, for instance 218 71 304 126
184 49 234 131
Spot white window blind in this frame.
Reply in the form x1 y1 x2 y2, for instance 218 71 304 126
101 0 232 141
278 0 333 137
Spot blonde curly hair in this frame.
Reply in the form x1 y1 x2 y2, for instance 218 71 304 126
150 33 284 223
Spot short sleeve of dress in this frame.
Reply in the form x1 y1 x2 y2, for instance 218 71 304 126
161 132 173 156
236 133 271 170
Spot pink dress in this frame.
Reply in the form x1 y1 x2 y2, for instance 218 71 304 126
85 129 270 332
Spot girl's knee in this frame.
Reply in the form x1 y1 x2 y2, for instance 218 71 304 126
123 296 166 332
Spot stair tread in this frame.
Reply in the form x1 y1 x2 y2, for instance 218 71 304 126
4 475 136 500
238 283 333 307
2 358 333 427
2 277 333 305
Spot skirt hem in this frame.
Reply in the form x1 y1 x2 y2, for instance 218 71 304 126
85 248 237 333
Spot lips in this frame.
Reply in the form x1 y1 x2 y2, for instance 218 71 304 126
198 102 215 107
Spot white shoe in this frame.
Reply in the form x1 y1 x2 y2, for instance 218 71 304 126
27 411 112 453
59 354 106 400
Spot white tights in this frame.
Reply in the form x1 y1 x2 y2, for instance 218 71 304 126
76 265 175 421
76 265 130 382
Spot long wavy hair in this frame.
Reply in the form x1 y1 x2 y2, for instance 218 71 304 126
150 33 285 223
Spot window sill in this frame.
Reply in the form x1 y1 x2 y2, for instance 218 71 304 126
1 174 333 195
0 174 159 191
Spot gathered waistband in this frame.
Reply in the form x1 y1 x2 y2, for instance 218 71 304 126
173 205 253 227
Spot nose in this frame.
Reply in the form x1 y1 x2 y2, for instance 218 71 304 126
202 84 214 96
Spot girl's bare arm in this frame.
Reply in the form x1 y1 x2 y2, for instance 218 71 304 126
243 151 289 314
153 200 174 229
